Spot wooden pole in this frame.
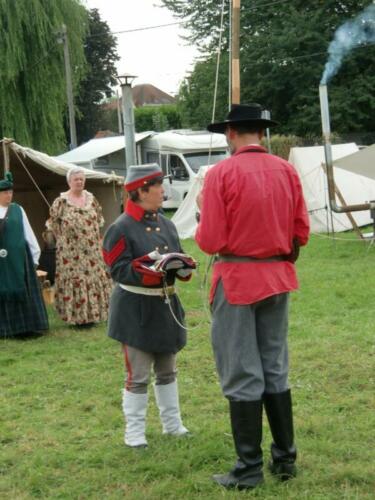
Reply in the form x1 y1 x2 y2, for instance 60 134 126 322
2 139 11 173
231 0 240 105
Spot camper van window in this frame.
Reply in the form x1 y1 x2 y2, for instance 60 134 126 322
170 155 189 181
160 154 168 175
146 152 159 165
95 155 110 166
184 151 228 173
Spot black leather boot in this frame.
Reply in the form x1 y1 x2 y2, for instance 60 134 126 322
263 389 297 481
213 400 264 490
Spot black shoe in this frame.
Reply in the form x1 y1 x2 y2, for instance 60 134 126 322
268 461 297 481
263 389 297 481
73 322 96 329
213 466 264 490
213 400 264 490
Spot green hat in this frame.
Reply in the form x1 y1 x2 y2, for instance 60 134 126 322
0 172 13 192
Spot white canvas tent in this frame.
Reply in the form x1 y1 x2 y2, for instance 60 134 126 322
333 143 375 180
289 143 375 233
171 165 210 239
0 140 124 246
172 143 375 238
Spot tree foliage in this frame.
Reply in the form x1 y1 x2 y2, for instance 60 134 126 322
135 105 181 132
162 0 375 140
75 8 119 145
99 104 182 134
0 0 88 154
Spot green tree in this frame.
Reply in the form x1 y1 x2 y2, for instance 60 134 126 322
134 105 181 132
162 0 375 140
75 8 120 145
177 54 230 129
98 103 182 134
0 0 87 154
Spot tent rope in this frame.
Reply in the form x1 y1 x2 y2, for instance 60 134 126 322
311 231 372 242
12 147 51 208
207 0 226 168
193 0 227 327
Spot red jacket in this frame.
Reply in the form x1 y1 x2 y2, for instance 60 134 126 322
195 145 310 304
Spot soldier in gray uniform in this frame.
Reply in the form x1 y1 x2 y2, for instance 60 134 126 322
103 164 192 448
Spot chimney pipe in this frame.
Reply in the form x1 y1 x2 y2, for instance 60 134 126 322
319 84 373 213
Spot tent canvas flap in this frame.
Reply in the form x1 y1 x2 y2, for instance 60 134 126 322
333 143 375 180
1 140 124 246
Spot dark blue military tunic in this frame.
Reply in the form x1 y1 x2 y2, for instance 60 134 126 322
102 199 187 353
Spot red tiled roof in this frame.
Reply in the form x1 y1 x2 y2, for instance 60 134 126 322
102 84 175 110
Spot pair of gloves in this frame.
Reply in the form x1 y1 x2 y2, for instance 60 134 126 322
147 250 196 278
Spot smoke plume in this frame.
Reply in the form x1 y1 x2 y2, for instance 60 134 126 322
321 3 375 85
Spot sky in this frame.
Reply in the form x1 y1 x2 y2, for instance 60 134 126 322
83 0 199 96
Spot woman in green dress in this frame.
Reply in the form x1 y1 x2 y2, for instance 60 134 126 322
0 172 49 338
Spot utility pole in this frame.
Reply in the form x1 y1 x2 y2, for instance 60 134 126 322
59 24 77 149
228 1 232 110
231 0 241 105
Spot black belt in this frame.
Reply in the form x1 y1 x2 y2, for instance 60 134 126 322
217 254 288 263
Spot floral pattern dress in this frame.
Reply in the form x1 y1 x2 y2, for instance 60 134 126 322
47 191 112 325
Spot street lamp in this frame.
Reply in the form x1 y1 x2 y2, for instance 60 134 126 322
117 73 137 169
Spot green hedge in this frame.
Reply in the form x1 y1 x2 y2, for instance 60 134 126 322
261 134 304 160
135 104 181 132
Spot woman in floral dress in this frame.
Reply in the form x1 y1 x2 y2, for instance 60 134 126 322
47 167 111 326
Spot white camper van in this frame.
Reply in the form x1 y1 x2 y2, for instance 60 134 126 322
139 130 228 208
56 130 228 209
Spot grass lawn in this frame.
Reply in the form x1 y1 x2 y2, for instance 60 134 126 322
1 234 374 499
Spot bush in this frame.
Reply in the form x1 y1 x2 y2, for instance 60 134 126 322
261 134 304 159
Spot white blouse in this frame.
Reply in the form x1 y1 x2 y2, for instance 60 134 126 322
0 204 41 264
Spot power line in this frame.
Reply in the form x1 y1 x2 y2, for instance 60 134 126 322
87 21 184 39
28 42 58 70
248 0 290 10
248 42 374 67
27 6 375 72
86 1 291 40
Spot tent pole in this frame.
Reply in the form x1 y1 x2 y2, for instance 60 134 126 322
2 139 10 174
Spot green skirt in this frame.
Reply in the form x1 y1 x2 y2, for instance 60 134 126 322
0 246 49 338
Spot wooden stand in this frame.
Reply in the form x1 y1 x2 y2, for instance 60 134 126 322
321 163 364 239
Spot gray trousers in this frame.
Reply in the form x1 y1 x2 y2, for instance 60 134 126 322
211 281 289 401
122 344 177 394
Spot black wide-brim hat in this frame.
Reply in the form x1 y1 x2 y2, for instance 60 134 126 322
207 103 279 134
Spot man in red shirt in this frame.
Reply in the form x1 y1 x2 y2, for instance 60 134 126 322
195 104 310 490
